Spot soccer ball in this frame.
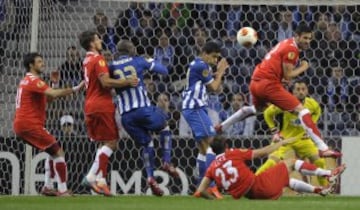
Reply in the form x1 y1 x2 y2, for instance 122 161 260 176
236 27 258 47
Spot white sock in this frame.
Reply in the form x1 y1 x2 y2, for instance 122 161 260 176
289 178 315 193
87 149 100 182
221 105 256 130
298 109 328 151
53 156 68 193
87 146 113 182
44 156 54 188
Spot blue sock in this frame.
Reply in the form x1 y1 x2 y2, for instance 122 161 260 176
196 154 206 185
160 127 172 164
206 147 216 187
142 142 155 178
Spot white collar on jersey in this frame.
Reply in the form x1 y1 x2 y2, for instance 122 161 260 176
86 51 99 56
26 72 38 78
291 37 299 49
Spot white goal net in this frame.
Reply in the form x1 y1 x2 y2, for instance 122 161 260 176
0 0 359 195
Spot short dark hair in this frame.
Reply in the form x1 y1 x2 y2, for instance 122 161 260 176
210 136 227 155
295 23 312 35
202 41 221 54
79 30 99 51
116 39 136 56
291 79 308 91
23 52 42 72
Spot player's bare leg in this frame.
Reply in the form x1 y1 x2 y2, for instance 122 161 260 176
295 105 341 158
215 105 256 133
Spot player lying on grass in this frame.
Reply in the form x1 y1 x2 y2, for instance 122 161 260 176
194 136 346 200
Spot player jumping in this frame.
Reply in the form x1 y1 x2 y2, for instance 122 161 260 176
215 23 341 158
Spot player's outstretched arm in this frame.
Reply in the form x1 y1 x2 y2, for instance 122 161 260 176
195 177 215 200
99 73 139 88
149 60 168 75
283 60 309 80
263 105 282 130
252 137 296 159
45 81 84 99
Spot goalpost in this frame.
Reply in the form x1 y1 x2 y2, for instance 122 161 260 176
0 0 359 195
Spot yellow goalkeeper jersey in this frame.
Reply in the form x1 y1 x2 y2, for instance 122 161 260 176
264 97 321 139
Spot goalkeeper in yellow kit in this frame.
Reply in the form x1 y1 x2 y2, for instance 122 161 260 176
255 80 328 186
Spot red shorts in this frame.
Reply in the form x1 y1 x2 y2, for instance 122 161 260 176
250 79 300 111
13 123 57 151
85 112 119 141
246 163 289 200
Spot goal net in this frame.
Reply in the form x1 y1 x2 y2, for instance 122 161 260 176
0 0 359 195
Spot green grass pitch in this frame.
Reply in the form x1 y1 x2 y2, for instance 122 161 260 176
1 195 360 210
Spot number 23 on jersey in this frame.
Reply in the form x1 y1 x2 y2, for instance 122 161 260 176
215 160 239 190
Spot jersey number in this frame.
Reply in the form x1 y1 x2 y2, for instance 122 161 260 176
15 87 23 109
214 160 239 190
114 66 137 79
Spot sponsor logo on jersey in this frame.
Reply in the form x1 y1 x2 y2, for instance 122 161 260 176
37 81 45 88
99 59 106 67
202 70 209 77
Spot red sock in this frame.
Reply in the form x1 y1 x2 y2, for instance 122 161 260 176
300 161 318 171
54 161 67 182
301 113 322 138
49 159 55 179
98 153 109 178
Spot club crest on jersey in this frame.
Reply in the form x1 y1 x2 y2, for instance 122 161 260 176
288 52 296 60
99 59 106 67
37 81 45 88
202 70 209 77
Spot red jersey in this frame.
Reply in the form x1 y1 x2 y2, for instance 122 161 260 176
205 149 255 199
252 38 299 82
83 51 114 114
14 73 50 127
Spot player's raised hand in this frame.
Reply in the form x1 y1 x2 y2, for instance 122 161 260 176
216 58 229 75
72 80 85 92
127 76 139 87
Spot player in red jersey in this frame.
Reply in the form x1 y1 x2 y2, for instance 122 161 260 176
216 24 341 158
194 137 346 200
13 52 84 196
78 30 138 196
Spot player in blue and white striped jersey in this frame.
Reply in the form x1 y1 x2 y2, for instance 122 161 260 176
108 40 175 196
181 41 229 198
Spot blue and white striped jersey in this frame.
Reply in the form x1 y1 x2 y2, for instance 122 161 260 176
182 57 214 109
109 55 168 114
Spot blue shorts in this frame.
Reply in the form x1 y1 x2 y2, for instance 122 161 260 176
182 108 216 142
121 106 167 146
